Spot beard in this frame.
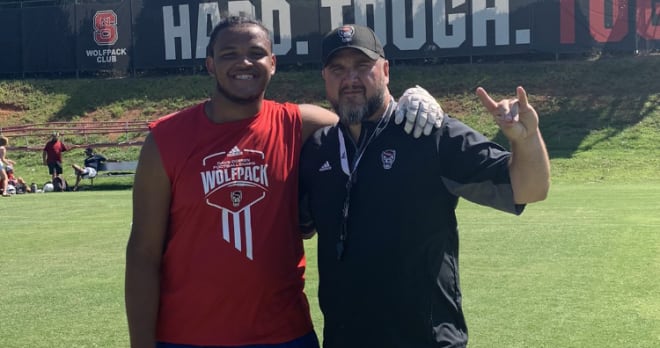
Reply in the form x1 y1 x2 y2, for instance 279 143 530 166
215 81 262 105
332 87 386 125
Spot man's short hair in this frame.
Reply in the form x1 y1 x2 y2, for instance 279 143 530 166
205 15 272 58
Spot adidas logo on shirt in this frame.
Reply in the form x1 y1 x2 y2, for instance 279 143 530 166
228 146 242 157
319 161 332 172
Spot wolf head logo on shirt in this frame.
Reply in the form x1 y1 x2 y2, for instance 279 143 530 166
231 191 243 207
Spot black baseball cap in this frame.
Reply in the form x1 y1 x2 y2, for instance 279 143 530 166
321 24 385 66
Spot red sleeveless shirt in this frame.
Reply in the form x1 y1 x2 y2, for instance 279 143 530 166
149 101 313 346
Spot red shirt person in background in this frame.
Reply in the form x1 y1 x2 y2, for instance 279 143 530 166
42 131 68 180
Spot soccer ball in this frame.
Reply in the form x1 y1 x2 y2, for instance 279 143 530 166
43 183 54 192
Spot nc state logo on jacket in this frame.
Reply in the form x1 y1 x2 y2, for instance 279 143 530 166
381 149 396 170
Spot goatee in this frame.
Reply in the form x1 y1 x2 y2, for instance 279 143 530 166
335 89 385 125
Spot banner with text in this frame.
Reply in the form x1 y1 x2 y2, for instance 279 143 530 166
1 0 658 75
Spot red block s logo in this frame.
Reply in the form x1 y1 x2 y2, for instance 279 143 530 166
94 10 118 46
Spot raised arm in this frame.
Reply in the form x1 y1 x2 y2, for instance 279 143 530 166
125 133 170 348
476 86 550 203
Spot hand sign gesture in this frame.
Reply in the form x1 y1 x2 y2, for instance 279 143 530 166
475 86 550 203
476 86 539 143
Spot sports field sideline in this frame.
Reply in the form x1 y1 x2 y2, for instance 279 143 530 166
1 183 659 347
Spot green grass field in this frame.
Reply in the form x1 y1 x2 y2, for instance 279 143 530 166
1 56 659 347
1 184 658 347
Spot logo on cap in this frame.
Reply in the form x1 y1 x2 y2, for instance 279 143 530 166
337 26 355 43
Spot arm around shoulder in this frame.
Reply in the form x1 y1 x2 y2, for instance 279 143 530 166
299 104 338 143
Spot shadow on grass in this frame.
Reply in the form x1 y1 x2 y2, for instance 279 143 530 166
75 178 134 192
83 183 134 191
393 56 659 160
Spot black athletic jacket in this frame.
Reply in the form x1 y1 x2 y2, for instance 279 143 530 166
299 112 524 348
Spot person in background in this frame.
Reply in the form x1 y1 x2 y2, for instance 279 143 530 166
14 176 31 194
71 147 106 191
299 24 551 348
124 16 443 348
0 135 16 197
42 131 67 181
3 165 31 194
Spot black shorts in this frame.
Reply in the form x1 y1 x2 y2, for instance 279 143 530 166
48 162 63 175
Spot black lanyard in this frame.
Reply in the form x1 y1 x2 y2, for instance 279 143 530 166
335 99 396 260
